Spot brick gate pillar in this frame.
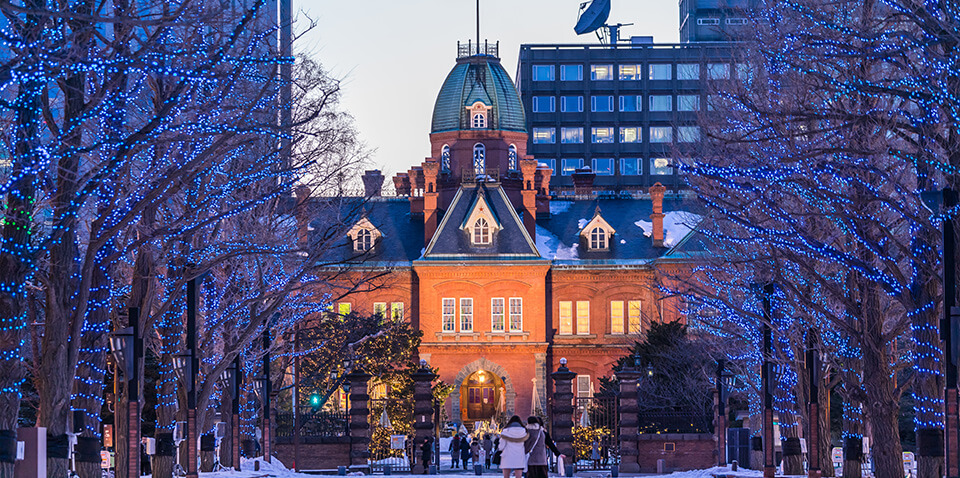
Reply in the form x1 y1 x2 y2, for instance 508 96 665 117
615 367 641 473
411 361 437 474
346 368 372 470
551 358 577 458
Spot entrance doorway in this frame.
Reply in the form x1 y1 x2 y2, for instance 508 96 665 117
460 370 504 424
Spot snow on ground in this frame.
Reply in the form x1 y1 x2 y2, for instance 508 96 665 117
536 225 579 260
577 218 588 230
634 211 703 248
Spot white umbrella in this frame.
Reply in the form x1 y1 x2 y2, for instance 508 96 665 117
579 409 591 428
379 408 393 429
459 424 468 435
530 378 541 415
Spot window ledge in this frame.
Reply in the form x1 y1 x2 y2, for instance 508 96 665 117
434 332 482 342
484 331 531 341
555 334 598 340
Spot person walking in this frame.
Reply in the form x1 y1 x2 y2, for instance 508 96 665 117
482 434 494 469
524 417 564 478
421 436 434 474
460 434 472 469
591 439 601 470
497 416 529 478
471 439 481 469
450 434 461 469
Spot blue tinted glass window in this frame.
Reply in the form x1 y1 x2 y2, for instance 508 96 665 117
619 95 642 112
561 96 583 112
533 96 555 112
650 158 674 175
620 158 640 175
592 158 614 176
591 96 614 112
560 64 583 81
649 95 672 111
561 127 584 144
561 158 583 176
532 65 555 81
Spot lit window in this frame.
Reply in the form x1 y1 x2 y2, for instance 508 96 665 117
649 95 672 111
473 143 485 174
561 96 583 112
619 64 641 80
611 301 624 334
491 298 505 332
391 302 404 320
559 301 573 335
472 112 486 128
460 298 474 332
532 128 556 144
590 227 607 249
355 229 373 251
708 63 730 79
591 158 614 176
560 64 583 81
628 300 642 333
678 126 700 142
532 65 555 81
577 375 592 398
592 127 614 144
649 64 672 80
591 96 614 112
561 127 584 144
373 302 387 318
509 298 523 332
561 158 583 176
533 96 555 113
442 298 456 332
441 145 451 171
677 63 700 80
678 95 700 111
338 303 352 316
576 301 590 335
619 95 642 112
508 145 518 170
590 64 613 80
473 218 491 245
620 158 640 175
651 157 674 175
619 127 641 143
650 126 673 143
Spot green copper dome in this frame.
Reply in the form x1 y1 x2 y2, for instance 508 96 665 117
431 56 527 133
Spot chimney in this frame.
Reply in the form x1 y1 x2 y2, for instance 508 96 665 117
362 170 384 197
572 167 596 197
423 161 440 244
519 159 538 239
650 182 666 248
392 173 411 196
535 162 552 215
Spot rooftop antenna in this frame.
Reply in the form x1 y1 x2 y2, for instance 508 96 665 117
476 0 480 53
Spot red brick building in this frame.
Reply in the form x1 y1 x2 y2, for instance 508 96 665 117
308 46 705 428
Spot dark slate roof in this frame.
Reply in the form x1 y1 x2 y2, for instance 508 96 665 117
311 198 424 266
536 197 702 265
421 183 540 260
431 57 527 133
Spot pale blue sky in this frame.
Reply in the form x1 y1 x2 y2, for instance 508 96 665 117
297 1 679 177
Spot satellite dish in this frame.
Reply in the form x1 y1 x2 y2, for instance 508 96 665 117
575 0 612 35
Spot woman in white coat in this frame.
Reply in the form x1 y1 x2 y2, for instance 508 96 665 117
498 415 529 478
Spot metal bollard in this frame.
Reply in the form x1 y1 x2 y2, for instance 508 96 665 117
565 463 574 477
657 459 666 474
475 464 483 475
731 460 738 471
429 464 438 475
384 464 392 475
338 465 347 475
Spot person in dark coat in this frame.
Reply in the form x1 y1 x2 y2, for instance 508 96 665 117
482 434 494 469
421 436 434 474
524 417 564 478
460 435 472 468
450 434 461 469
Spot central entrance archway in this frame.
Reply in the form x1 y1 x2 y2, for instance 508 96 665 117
451 358 515 427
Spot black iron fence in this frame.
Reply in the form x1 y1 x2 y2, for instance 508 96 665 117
637 411 712 434
572 396 619 471
368 398 414 473
275 409 349 439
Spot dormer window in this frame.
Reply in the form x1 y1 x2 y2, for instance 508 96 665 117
473 143 485 175
590 227 606 250
473 218 491 245
508 144 518 170
466 101 491 130
355 229 373 251
347 217 382 253
580 207 616 251
473 112 486 128
441 145 451 171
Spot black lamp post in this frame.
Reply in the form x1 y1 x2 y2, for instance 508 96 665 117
261 321 272 463
218 360 239 471
752 282 776 478
109 307 140 478
716 359 729 466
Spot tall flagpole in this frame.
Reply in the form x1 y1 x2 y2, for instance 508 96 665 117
476 0 480 53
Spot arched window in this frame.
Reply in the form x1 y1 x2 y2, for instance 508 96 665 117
508 144 518 171
590 227 606 250
355 229 373 251
473 143 485 175
473 218 491 245
472 112 486 128
441 145 451 171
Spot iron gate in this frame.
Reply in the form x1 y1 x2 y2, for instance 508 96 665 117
572 396 619 471
368 398 414 473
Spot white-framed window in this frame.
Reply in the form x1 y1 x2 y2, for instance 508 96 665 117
561 96 584 112
677 63 700 80
561 127 584 144
391 302 404 320
651 157 674 175
649 95 672 111
727 18 748 25
592 127 614 144
560 64 583 81
611 301 624 334
576 301 590 335
491 298 505 332
532 128 556 144
678 95 700 111
561 158 584 176
338 302 352 316
576 375 592 398
533 96 555 113
473 143 485 174
592 158 614 176
590 64 614 80
460 298 474 332
591 95 614 112
649 64 672 80
473 112 486 128
355 229 373 251
697 18 720 25
373 302 387 319
619 64 641 80
509 298 523 332
619 95 642 112
620 158 640 176
650 126 673 143
559 301 573 335
708 63 730 79
473 218 491 245
532 65 555 81
544 159 557 176
619 127 641 143
442 298 456 332
678 126 700 142
508 144 518 170
590 227 607 249
441 144 451 171
628 300 642 334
